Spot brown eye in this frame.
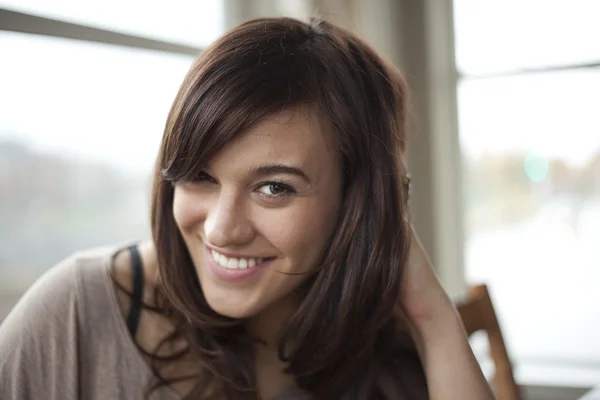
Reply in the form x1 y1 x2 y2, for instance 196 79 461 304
257 182 294 198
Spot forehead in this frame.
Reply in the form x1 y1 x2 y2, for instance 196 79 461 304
209 107 338 173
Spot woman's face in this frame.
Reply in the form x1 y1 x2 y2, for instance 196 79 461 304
173 107 343 319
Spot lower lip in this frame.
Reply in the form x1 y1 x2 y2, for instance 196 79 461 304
205 247 272 282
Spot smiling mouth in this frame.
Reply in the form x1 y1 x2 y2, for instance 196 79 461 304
209 249 275 270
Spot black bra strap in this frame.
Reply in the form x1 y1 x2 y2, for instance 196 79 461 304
126 245 144 337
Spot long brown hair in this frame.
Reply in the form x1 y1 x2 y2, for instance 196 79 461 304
149 17 427 399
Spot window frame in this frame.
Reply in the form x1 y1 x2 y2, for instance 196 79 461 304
0 8 201 56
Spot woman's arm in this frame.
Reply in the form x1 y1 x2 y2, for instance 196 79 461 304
411 298 494 400
401 228 495 400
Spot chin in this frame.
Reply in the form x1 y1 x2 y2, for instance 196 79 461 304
202 288 264 319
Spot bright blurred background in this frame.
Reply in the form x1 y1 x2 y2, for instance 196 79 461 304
1 1 599 399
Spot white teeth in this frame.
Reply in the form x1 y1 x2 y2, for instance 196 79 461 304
211 249 265 270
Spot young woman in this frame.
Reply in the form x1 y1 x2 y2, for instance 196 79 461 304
0 17 493 400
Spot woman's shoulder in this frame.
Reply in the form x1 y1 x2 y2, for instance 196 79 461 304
3 243 134 326
0 242 147 399
0 244 119 333
0 242 130 347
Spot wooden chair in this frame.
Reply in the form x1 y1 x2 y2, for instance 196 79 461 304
456 284 523 400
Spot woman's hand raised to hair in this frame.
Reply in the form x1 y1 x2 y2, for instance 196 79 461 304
400 226 495 400
399 227 454 330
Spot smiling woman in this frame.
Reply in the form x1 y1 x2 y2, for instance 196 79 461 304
149 18 418 398
0 16 492 400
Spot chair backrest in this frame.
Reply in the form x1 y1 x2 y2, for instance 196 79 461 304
456 284 523 400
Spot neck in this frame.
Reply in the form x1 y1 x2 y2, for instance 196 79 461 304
245 291 300 348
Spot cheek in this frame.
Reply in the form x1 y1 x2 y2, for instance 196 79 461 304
261 200 340 270
172 187 207 232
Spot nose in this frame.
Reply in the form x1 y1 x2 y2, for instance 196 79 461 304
204 191 254 248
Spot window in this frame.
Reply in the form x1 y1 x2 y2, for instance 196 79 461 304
454 0 600 385
0 3 224 319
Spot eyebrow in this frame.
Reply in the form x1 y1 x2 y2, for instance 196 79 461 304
249 164 310 182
